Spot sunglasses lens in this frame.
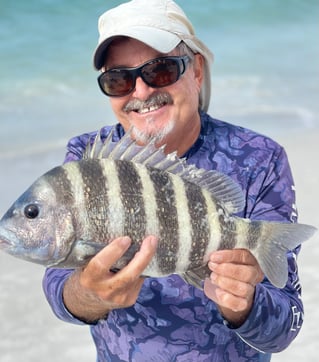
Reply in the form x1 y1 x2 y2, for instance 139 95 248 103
99 69 134 97
98 56 188 97
142 59 179 88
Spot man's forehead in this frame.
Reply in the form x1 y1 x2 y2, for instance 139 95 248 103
103 37 178 68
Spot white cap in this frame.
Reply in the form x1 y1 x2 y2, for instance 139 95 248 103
93 0 214 112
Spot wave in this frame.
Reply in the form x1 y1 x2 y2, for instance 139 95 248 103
209 74 318 130
217 104 316 127
0 139 68 161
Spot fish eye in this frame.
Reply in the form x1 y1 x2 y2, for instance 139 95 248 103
24 204 40 219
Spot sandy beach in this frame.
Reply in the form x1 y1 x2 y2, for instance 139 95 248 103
0 130 318 362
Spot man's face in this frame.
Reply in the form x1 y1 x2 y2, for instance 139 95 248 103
104 38 204 155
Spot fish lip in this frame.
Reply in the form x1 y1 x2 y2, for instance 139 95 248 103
0 238 12 251
0 230 18 250
0 229 55 265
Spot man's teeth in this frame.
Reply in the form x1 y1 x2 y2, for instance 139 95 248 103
137 105 162 114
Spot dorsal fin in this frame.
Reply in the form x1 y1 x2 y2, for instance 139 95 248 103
84 128 245 214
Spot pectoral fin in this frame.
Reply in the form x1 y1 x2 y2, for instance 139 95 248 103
51 240 105 268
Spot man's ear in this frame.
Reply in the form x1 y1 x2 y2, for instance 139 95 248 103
193 53 205 91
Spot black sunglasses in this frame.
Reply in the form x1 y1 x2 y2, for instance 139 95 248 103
97 55 191 97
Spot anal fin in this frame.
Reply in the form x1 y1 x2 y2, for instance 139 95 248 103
182 265 211 290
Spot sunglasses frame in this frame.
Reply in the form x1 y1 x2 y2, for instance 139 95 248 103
97 55 191 97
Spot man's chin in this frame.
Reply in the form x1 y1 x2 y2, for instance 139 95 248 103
130 119 175 146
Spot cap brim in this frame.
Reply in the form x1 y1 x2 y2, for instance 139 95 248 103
93 26 181 69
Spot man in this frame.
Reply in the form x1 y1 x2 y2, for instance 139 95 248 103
43 1 303 361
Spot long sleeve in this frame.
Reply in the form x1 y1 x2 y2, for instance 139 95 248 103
231 142 303 353
234 274 302 353
43 268 86 325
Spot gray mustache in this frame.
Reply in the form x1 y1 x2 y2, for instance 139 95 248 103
123 92 173 113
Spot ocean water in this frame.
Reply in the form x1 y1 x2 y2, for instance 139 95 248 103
0 1 319 361
0 0 318 158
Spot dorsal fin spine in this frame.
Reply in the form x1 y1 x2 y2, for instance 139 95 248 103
98 129 116 159
108 133 135 160
84 128 245 214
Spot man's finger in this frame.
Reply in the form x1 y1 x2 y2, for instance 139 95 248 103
117 235 158 278
84 236 132 276
209 249 258 265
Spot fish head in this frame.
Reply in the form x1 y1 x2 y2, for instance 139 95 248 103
0 177 75 266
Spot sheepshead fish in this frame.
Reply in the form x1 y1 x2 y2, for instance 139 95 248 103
0 130 316 288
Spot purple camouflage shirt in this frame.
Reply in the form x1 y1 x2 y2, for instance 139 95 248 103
43 112 303 362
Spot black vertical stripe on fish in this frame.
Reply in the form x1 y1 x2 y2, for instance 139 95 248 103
115 160 147 248
216 202 237 250
148 168 179 274
246 220 263 250
184 182 210 268
76 160 110 241
44 166 75 206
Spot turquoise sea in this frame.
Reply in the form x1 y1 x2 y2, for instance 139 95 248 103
0 0 318 157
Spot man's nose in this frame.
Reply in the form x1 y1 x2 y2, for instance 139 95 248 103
131 76 154 100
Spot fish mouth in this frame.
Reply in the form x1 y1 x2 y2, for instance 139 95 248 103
0 229 18 251
0 237 13 251
0 229 53 265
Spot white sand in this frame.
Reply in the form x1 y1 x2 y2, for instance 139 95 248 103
0 131 318 362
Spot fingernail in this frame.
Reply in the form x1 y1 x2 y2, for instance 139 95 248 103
210 253 223 263
210 272 217 282
120 236 131 248
148 235 158 248
209 262 218 270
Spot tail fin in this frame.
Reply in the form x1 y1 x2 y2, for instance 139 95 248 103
250 221 317 288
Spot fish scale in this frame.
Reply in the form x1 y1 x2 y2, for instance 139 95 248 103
115 160 147 244
183 181 210 269
76 159 111 242
147 167 180 274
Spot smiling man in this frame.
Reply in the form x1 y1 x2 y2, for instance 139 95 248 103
101 37 203 155
95 19 211 156
43 1 304 361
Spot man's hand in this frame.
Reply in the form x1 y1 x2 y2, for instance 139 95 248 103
63 235 158 323
204 249 264 327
